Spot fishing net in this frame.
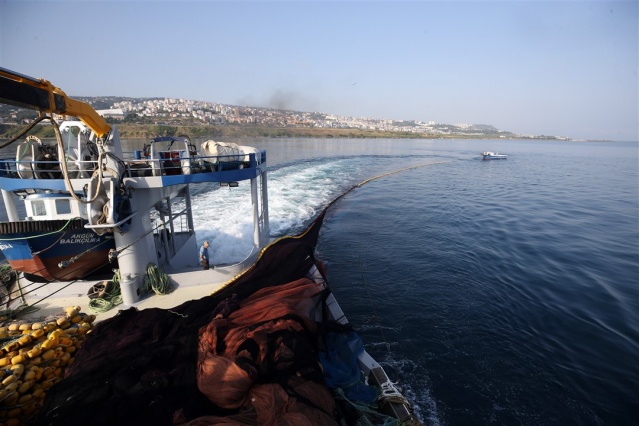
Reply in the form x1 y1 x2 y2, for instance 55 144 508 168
36 210 378 426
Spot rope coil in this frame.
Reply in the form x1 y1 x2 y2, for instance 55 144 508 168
143 263 172 295
88 271 122 313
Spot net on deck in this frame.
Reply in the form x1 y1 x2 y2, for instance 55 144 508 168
37 210 382 426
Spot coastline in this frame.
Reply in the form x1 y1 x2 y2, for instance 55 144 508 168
0 122 575 141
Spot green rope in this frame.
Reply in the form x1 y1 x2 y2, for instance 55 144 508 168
0 217 77 241
0 303 40 321
333 388 394 426
16 138 33 161
0 264 16 285
87 264 172 312
88 298 115 313
144 263 173 295
88 270 123 312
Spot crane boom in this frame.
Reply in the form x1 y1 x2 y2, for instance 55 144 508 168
0 67 111 138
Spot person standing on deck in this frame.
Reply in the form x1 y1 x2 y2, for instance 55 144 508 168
200 241 210 270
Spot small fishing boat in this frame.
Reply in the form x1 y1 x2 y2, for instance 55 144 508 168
0 128 116 281
0 68 421 425
482 151 508 160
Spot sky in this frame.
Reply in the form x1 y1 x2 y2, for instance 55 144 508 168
1 0 637 141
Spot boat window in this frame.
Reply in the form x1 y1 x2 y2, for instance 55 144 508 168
32 200 47 216
55 199 72 215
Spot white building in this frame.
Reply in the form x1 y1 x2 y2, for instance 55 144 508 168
96 108 126 120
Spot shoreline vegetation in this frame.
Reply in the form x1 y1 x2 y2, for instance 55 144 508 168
0 122 572 141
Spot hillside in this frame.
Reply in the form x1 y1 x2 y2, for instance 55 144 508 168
0 97 567 140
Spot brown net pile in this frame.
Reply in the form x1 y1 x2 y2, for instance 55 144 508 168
36 210 366 426
184 276 338 425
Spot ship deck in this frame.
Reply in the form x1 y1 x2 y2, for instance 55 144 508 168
7 261 253 323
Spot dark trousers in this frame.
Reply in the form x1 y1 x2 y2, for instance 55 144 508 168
201 259 209 270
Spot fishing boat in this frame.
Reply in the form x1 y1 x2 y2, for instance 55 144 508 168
0 128 116 281
0 69 420 424
482 151 508 160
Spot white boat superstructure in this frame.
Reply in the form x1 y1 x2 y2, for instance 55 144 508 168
2 120 270 311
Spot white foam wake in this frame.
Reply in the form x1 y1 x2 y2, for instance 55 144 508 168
191 158 365 265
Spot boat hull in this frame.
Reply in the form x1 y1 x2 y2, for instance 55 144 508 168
0 219 114 281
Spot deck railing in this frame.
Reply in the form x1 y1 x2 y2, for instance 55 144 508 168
0 151 265 180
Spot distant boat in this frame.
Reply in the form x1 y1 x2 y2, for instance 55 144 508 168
482 151 508 160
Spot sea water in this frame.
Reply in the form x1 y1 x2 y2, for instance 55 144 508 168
230 138 638 425
1 137 637 425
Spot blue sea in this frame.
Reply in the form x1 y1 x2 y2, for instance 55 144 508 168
1 137 638 425
218 138 639 426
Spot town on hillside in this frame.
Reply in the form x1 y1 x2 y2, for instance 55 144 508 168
0 96 569 140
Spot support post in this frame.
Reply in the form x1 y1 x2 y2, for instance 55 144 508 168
1 190 19 222
251 176 260 249
114 190 158 305
260 171 270 245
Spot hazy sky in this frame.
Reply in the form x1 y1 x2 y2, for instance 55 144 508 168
1 0 637 141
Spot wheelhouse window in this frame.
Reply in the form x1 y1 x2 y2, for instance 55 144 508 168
55 199 71 215
32 200 47 216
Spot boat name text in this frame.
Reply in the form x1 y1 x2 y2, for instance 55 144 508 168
60 233 101 245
